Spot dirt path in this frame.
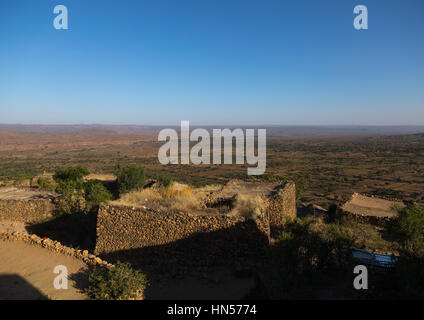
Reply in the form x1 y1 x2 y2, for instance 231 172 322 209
0 239 90 300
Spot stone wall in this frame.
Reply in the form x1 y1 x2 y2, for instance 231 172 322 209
95 204 271 274
94 181 296 275
267 182 296 237
0 231 112 269
0 199 55 223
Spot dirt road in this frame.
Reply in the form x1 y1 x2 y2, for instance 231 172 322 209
0 239 90 300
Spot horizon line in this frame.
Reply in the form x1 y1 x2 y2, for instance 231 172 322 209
1 123 424 127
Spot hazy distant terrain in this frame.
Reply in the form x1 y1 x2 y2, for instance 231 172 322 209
1 124 424 136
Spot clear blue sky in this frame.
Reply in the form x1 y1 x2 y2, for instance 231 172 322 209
0 0 423 125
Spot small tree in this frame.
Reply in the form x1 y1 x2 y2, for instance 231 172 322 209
88 261 148 300
53 167 90 214
115 165 145 195
84 180 113 212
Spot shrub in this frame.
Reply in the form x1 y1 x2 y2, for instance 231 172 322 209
115 165 146 195
295 175 309 200
53 166 90 183
88 261 148 300
258 217 353 299
83 180 113 212
38 177 55 190
152 172 173 187
249 173 287 182
53 167 90 214
396 205 424 257
55 179 85 215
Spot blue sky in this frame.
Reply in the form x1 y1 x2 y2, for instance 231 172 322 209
0 0 423 125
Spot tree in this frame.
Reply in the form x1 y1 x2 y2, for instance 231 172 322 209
84 180 113 212
115 165 145 195
53 167 90 214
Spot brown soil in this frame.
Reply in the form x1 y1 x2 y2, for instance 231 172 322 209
342 193 404 218
0 187 57 201
0 239 90 300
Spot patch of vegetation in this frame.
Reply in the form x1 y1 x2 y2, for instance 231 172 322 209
83 179 113 212
115 164 146 195
37 177 55 191
12 173 33 181
152 172 174 187
53 166 90 183
53 167 112 214
88 261 148 300
259 217 353 299
53 167 89 215
229 194 265 219
248 173 288 182
113 183 200 213
295 174 309 201
395 205 424 257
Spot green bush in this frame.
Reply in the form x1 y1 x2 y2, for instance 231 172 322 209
249 173 287 182
83 180 113 212
55 179 84 215
53 166 90 183
37 177 54 191
152 172 173 187
53 167 90 215
88 261 148 300
115 165 145 195
396 205 424 257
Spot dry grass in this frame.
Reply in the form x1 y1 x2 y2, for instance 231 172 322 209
112 183 203 212
113 183 268 219
228 194 266 219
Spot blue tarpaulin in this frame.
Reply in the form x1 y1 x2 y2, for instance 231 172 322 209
351 247 397 268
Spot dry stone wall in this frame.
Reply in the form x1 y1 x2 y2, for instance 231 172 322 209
94 182 296 275
267 182 296 237
0 198 56 223
95 205 270 273
0 231 112 269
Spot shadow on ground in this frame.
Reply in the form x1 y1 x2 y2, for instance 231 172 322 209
0 274 47 300
26 212 97 251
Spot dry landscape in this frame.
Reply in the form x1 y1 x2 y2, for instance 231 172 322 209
1 125 424 300
1 126 424 209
